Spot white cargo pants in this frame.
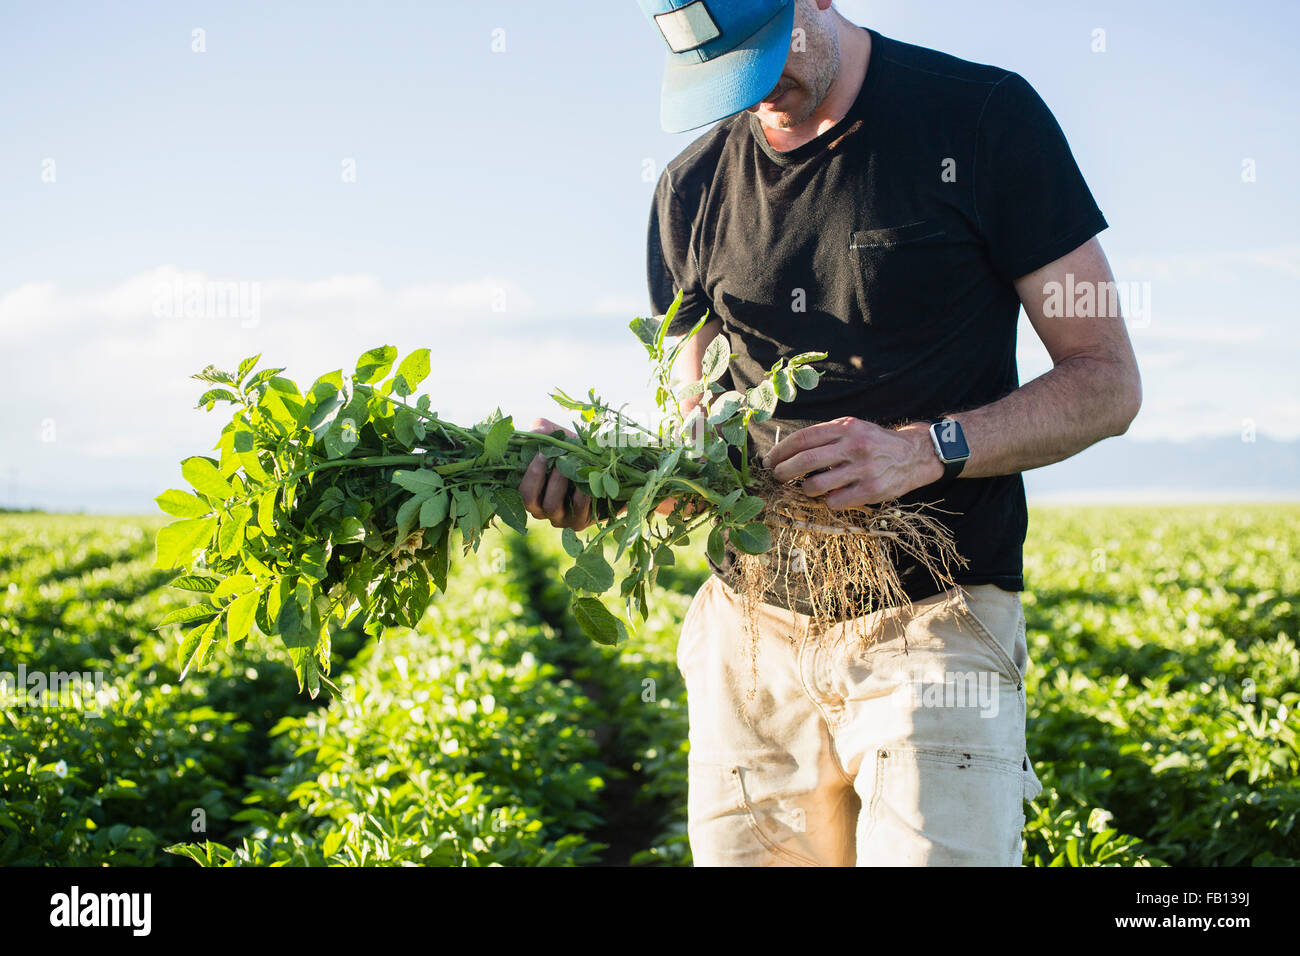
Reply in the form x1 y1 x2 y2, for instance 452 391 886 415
677 575 1042 866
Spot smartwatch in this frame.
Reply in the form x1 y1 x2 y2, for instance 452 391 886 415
926 416 970 482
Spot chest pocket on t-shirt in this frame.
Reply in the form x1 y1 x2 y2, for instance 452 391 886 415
848 221 949 329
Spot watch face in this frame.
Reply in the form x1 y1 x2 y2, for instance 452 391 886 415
933 419 970 461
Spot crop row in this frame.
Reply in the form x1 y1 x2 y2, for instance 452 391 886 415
3 507 1297 866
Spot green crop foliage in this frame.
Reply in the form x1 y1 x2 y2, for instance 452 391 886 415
3 495 1297 867
152 293 827 695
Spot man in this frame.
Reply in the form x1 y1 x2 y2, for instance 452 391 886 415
522 0 1140 866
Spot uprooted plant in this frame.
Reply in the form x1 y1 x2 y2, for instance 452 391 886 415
154 291 963 696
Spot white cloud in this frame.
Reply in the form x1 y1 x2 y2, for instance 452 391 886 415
0 267 537 345
0 268 658 512
2 266 1296 512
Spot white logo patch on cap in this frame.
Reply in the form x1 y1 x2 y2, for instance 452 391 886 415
654 1 722 54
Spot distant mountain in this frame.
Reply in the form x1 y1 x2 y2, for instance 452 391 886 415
1023 436 1300 502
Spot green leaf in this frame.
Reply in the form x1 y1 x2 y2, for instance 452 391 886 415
180 616 222 680
428 524 451 593
554 454 582 483
393 348 431 397
192 365 237 386
729 495 766 523
218 505 251 559
157 604 220 627
355 345 397 384
175 626 203 678
491 487 529 534
322 830 345 859
707 526 726 565
482 416 514 462
565 549 615 594
730 521 772 555
259 387 302 429
629 314 661 348
657 292 680 351
265 376 302 398
213 574 256 602
454 488 482 539
310 369 344 394
334 515 366 544
307 387 345 433
571 597 627 646
156 488 211 518
154 517 218 570
300 544 328 582
791 366 820 390
169 574 220 593
549 388 592 413
276 595 313 690
236 353 262 384
225 590 258 645
419 492 450 528
788 351 828 366
746 379 778 422
195 388 239 410
395 496 423 542
181 457 234 499
664 312 710 368
239 450 271 484
393 408 418 447
701 333 730 383
323 390 369 459
561 527 583 557
707 391 744 425
194 621 221 674
244 367 285 391
232 428 256 452
392 469 444 495
257 489 277 536
719 418 747 446
774 370 797 402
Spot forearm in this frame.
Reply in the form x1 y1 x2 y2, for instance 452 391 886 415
923 353 1142 480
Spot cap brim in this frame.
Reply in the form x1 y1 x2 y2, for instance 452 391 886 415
659 2 796 134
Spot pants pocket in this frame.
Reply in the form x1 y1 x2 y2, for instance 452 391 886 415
686 761 822 867
951 587 1026 689
859 746 1025 866
730 765 822 867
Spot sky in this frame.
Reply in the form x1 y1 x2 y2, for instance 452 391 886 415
1 0 1297 512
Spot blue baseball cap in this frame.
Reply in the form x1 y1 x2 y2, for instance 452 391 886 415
637 0 796 133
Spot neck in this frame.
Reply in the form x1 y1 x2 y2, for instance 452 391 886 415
763 22 871 152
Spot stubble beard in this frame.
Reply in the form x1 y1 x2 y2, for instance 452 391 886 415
763 19 840 129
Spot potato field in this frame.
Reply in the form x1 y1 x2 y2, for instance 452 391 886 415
1 505 1297 866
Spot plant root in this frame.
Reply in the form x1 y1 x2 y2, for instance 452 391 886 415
733 469 968 701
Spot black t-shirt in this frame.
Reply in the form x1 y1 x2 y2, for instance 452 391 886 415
646 27 1108 615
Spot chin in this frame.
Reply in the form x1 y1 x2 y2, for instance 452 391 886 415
759 93 812 129
758 107 806 130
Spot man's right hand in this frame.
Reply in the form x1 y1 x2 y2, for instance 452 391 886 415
518 417 594 531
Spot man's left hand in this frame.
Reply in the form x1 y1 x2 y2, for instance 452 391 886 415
762 417 945 508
